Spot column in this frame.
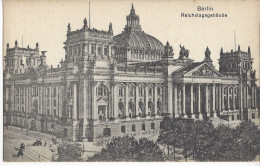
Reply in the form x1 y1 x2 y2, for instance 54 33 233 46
205 84 210 116
198 84 203 120
24 86 26 114
145 84 149 118
18 86 20 112
73 83 77 120
154 84 158 117
88 43 91 54
125 84 130 119
254 85 257 108
50 86 53 116
83 79 87 137
182 84 187 118
174 85 179 118
233 86 236 110
168 82 173 116
109 45 111 57
135 84 139 118
222 86 225 110
113 83 118 120
212 84 217 117
219 85 222 112
190 84 195 118
92 84 97 120
227 86 230 110
246 86 248 108
102 45 104 56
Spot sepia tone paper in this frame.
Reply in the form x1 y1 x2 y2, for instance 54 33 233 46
2 0 260 163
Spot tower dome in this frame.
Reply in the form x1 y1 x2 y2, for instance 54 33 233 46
114 4 164 62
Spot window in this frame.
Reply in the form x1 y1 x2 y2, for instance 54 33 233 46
47 109 50 116
53 87 56 97
237 114 240 120
151 123 155 130
53 99 56 107
20 60 23 65
54 110 57 117
252 113 255 119
91 45 95 54
149 88 153 96
119 87 125 96
121 125 125 133
132 124 136 132
142 124 145 131
157 87 161 95
139 87 144 96
97 84 108 96
98 47 102 55
232 115 234 121
103 128 111 137
47 100 50 106
104 47 108 55
129 86 134 96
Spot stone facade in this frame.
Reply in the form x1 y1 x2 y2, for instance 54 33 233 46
3 4 258 142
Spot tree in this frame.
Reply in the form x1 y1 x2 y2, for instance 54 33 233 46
57 141 83 161
233 120 260 161
191 120 216 161
210 124 237 161
135 137 165 161
88 136 165 161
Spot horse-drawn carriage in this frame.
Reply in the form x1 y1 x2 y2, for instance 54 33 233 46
33 139 42 146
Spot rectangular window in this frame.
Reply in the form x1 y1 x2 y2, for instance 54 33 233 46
121 125 125 133
151 123 155 130
47 109 50 116
252 113 255 119
237 114 240 120
142 124 145 131
132 124 136 132
103 128 111 137
54 110 56 117
232 115 234 121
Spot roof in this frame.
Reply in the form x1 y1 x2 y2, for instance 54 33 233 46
114 30 164 51
174 62 203 73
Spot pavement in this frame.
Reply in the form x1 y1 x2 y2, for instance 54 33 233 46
3 126 104 161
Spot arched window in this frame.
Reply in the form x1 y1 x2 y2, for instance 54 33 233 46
149 87 153 96
157 87 161 95
139 87 144 96
96 84 109 96
91 45 95 54
129 86 135 96
104 47 108 55
53 99 56 107
119 86 125 96
98 47 102 55
53 87 56 97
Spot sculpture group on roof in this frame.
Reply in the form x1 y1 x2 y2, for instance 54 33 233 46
179 45 189 59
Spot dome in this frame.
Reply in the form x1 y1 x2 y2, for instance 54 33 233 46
114 31 164 51
113 4 164 52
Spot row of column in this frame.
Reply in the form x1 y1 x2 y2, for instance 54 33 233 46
90 82 163 121
173 83 242 119
10 84 62 117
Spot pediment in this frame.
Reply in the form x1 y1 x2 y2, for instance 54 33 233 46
97 97 108 103
184 63 222 78
25 68 39 80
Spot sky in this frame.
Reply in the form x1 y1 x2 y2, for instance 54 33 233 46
3 0 260 85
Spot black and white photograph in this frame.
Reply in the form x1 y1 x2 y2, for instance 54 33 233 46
1 0 260 163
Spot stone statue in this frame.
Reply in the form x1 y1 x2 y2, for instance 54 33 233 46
179 45 189 59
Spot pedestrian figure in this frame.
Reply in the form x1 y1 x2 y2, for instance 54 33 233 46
44 141 47 146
